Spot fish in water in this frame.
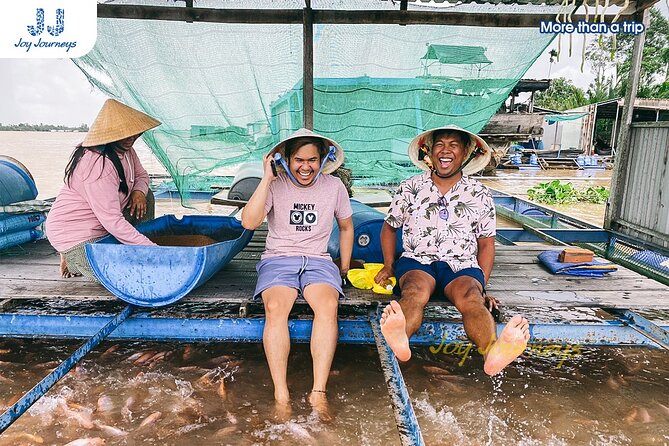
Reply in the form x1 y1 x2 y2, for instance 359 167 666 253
121 396 136 421
214 426 237 438
63 438 106 446
133 350 158 365
139 411 163 428
4 432 44 444
58 402 95 429
422 365 451 376
625 406 653 424
94 421 128 437
99 344 119 359
285 421 316 443
96 395 114 413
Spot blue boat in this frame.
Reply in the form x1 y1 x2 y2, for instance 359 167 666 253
85 215 253 307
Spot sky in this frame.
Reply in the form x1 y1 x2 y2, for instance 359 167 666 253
1 3 667 127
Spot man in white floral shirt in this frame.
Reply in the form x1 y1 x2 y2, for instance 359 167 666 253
374 125 530 375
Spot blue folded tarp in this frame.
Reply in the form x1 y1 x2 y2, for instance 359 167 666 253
537 250 617 277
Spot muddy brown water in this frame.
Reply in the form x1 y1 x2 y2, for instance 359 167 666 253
2 132 668 445
149 235 219 247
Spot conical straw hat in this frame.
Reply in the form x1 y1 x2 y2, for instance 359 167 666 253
407 125 491 176
82 99 161 147
268 128 345 174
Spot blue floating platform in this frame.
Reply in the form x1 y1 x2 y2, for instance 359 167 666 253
85 215 253 307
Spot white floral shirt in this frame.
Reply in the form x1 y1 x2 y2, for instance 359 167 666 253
385 172 496 272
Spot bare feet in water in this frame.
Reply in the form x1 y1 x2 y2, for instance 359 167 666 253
380 301 411 362
308 391 333 423
274 399 292 422
483 315 530 376
59 254 81 278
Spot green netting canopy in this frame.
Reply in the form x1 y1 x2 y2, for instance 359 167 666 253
545 113 589 124
74 0 559 197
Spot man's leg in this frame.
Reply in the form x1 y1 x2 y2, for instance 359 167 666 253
303 283 339 420
381 270 435 361
445 277 529 375
262 286 298 402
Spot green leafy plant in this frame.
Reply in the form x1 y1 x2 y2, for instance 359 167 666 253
579 186 609 204
527 180 609 205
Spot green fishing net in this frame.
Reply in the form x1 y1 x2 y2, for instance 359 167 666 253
74 0 562 198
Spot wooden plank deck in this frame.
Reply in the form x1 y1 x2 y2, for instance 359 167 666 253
1 227 668 310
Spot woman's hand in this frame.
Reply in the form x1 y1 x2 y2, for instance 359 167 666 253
127 190 147 218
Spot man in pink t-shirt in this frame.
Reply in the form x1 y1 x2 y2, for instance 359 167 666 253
242 129 353 420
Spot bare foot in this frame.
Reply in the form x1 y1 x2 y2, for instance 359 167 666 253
308 391 333 423
380 301 411 362
274 399 292 422
483 315 530 376
59 254 78 278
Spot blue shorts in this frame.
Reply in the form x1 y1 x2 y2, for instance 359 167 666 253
254 255 344 299
393 256 485 301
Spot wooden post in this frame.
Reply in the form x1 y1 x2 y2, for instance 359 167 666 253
604 9 649 230
303 3 314 130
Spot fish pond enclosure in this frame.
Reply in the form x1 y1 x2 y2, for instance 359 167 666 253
2 0 669 444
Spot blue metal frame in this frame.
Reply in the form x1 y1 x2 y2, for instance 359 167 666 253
605 309 669 349
0 313 664 347
0 305 134 434
370 311 424 446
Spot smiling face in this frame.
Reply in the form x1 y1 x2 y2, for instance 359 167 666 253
116 133 141 152
428 130 469 178
289 143 321 186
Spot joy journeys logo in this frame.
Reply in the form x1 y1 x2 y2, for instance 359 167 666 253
0 0 96 58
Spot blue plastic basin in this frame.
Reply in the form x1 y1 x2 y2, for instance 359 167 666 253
0 159 38 206
86 215 253 307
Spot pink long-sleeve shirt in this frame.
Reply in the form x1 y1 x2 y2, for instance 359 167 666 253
45 147 155 252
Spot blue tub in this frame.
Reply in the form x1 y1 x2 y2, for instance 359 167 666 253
0 158 38 206
85 215 253 307
328 199 403 263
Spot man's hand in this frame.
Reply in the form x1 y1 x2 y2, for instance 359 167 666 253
127 190 147 218
484 292 500 312
374 265 394 286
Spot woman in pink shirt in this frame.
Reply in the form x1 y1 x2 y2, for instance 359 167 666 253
46 99 160 280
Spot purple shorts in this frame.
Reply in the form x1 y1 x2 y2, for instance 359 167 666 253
254 255 344 299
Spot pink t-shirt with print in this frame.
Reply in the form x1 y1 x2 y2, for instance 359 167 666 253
262 173 352 260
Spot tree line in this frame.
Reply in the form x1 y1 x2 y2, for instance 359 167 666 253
0 123 89 132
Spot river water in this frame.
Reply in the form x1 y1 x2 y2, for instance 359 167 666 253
1 132 668 445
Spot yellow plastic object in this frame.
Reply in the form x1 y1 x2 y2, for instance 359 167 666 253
347 263 396 295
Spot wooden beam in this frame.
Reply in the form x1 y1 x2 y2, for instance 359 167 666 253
605 9 650 230
97 4 633 27
97 4 303 24
303 6 314 130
